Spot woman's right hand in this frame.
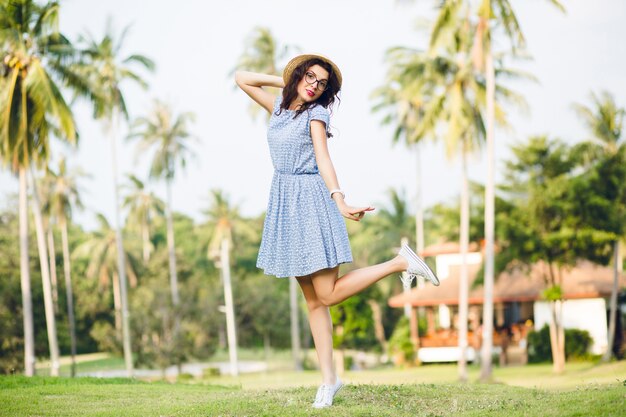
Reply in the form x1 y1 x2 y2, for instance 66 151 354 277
337 202 375 222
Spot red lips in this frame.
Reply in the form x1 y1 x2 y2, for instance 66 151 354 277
306 89 315 97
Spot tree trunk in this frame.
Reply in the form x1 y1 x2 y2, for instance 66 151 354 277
410 306 420 365
165 179 180 306
480 47 496 382
19 168 36 376
603 240 620 362
367 300 388 356
289 277 303 370
549 299 566 373
165 179 182 370
61 220 78 377
47 226 59 314
558 307 565 368
458 147 470 382
221 238 238 376
415 144 424 255
112 272 122 336
29 170 60 377
109 117 133 377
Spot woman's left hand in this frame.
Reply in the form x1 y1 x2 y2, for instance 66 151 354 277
338 203 375 222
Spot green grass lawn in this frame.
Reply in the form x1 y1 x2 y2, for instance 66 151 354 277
33 348 295 377
1 373 624 417
5 356 626 416
198 355 626 391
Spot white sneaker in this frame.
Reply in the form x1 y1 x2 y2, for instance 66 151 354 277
312 378 343 408
398 244 440 286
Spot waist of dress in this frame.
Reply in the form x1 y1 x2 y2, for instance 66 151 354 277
274 170 319 176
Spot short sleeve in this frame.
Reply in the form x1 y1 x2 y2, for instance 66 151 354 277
309 105 330 128
273 95 282 112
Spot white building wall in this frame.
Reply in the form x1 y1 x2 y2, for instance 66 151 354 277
435 252 482 280
438 304 451 329
533 298 608 355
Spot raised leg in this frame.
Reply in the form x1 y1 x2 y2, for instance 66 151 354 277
310 256 407 307
296 255 409 385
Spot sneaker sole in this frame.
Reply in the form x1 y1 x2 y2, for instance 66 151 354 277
403 245 440 286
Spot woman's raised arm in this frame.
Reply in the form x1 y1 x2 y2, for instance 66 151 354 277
235 71 285 114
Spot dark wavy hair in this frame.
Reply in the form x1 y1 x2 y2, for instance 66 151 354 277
277 58 341 137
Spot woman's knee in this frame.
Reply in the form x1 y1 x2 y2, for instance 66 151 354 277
296 276 325 310
305 297 326 311
300 286 334 309
309 267 339 306
316 293 339 307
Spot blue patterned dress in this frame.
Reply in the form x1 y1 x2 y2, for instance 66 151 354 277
256 95 353 278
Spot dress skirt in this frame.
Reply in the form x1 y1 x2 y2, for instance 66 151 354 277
256 170 353 278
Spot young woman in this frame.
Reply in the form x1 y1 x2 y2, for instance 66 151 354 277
235 53 439 408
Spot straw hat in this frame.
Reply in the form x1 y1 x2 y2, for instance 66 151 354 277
282 53 342 89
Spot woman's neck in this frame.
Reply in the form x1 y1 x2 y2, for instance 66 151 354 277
288 97 305 111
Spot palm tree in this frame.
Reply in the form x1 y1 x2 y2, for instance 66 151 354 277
378 11 484 380
234 28 303 369
73 213 138 337
29 166 62 376
75 20 154 376
233 27 297 121
44 158 86 377
40 170 59 314
204 189 256 376
572 91 625 362
0 0 82 376
430 0 561 380
471 0 565 380
427 14 487 381
122 174 164 264
127 100 194 306
362 189 416 259
394 7 525 380
358 188 416 355
480 0 563 379
372 53 430 256
373 52 447 359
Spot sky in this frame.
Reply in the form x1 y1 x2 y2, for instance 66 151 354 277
1 0 625 231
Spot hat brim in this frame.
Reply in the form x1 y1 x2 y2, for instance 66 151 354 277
283 54 342 89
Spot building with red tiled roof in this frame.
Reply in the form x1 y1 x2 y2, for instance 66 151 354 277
388 244 626 363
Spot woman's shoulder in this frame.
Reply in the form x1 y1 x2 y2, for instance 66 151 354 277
310 103 330 114
269 95 285 119
308 103 330 125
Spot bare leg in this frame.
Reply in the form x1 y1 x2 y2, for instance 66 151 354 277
311 256 408 307
296 256 409 385
297 275 336 385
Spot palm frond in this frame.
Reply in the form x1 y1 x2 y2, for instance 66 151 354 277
26 59 77 143
122 54 156 72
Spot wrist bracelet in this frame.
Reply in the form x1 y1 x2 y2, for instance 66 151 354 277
330 189 345 200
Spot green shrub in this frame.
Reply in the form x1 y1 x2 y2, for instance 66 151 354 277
302 354 318 371
527 325 552 363
177 373 194 382
344 355 354 370
565 328 594 361
202 367 220 377
388 316 414 365
418 315 428 337
527 324 593 363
